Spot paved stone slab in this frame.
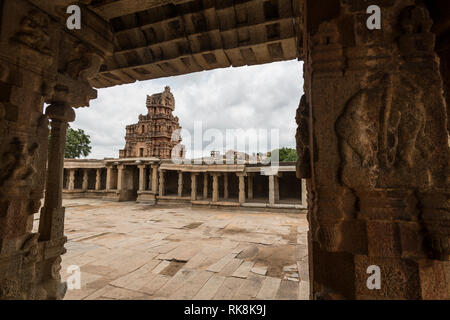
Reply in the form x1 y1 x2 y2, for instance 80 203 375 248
275 280 299 300
193 274 227 300
170 271 214 300
233 274 265 299
206 253 236 273
59 199 309 300
256 277 282 300
251 264 268 276
298 280 310 300
218 259 244 276
155 269 196 297
140 274 171 296
213 277 246 300
232 261 255 278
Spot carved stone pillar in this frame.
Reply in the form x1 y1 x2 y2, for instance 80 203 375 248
224 173 229 199
302 1 449 299
0 0 110 300
117 165 124 191
212 174 219 203
301 179 307 208
106 166 113 190
191 173 198 201
147 167 152 191
203 173 209 199
151 165 158 193
177 171 183 197
39 92 75 242
269 175 275 205
159 170 165 196
82 169 88 191
38 87 76 300
237 173 246 204
247 173 253 200
274 175 279 201
138 165 146 191
95 169 102 191
68 169 75 191
95 169 101 190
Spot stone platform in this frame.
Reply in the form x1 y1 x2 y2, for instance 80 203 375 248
36 199 309 300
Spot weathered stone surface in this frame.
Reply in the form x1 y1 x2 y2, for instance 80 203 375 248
55 199 308 300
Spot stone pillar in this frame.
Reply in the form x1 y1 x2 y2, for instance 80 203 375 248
106 166 113 190
117 165 124 191
159 170 165 196
237 173 246 204
147 167 152 190
191 173 198 201
302 1 450 299
301 179 307 208
95 169 101 190
177 171 183 197
274 175 279 201
138 165 146 191
39 98 75 242
247 173 253 200
203 173 209 199
82 169 88 191
212 173 219 202
68 169 75 190
268 175 275 205
223 173 229 199
0 0 109 300
151 165 158 193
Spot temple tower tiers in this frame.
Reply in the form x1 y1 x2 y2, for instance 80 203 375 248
119 86 185 159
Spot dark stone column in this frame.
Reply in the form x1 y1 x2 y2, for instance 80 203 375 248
302 0 449 299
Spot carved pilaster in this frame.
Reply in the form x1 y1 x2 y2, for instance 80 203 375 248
304 1 449 299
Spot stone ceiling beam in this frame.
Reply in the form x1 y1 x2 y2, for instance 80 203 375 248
89 0 194 20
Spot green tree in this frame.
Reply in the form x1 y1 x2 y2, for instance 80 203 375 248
64 127 92 158
270 147 298 162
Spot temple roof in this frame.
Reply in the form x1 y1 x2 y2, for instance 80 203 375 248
146 86 175 108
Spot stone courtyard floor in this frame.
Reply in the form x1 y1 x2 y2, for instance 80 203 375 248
52 199 309 300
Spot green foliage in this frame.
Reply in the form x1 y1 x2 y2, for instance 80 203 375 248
270 147 298 162
63 127 92 159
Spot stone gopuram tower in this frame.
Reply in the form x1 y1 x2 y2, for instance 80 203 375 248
119 86 185 159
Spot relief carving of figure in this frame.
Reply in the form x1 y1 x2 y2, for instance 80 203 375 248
0 138 39 189
336 76 382 188
336 71 430 189
65 43 104 81
13 10 52 57
22 233 40 264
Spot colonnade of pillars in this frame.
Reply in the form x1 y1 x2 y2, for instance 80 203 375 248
137 164 159 193
64 164 159 193
158 170 305 205
65 168 105 191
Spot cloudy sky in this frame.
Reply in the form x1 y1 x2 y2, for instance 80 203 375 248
71 59 304 159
